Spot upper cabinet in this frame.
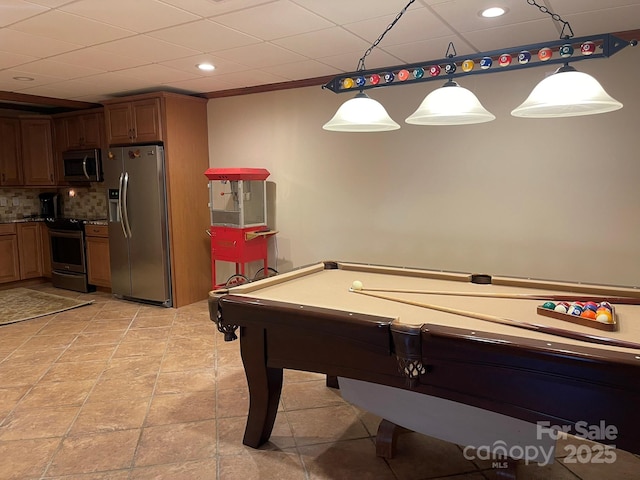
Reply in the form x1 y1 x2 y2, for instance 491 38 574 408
55 109 104 151
0 118 23 186
104 98 162 145
20 117 56 187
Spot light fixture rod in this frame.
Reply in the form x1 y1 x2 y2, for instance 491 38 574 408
323 33 635 94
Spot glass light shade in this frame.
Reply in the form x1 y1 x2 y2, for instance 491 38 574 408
405 80 495 125
322 92 400 132
511 66 623 118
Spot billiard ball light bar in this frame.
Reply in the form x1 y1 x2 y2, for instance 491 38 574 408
322 33 634 94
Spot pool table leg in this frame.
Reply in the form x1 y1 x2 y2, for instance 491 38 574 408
376 419 411 459
239 326 283 448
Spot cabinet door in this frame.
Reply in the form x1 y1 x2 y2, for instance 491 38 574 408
86 236 111 287
17 223 43 279
0 235 20 283
131 99 162 143
21 118 56 186
0 118 23 186
64 115 83 149
105 103 133 145
80 113 103 148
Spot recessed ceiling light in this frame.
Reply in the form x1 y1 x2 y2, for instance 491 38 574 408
197 63 215 72
480 7 507 18
13 76 34 81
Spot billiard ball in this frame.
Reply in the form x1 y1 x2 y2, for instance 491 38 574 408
542 301 556 310
413 68 425 79
383 72 395 83
342 77 354 89
581 41 596 55
444 63 457 74
554 304 568 314
355 76 366 87
429 65 441 76
581 309 597 320
538 47 552 61
559 44 574 58
461 60 474 72
598 301 613 312
568 304 583 316
499 53 512 67
480 57 493 69
596 310 614 323
397 69 410 81
370 74 381 85
351 280 363 291
518 51 531 64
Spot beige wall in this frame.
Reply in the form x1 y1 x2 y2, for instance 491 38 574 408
206 46 640 288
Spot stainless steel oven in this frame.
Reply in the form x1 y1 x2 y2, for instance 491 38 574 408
46 218 95 292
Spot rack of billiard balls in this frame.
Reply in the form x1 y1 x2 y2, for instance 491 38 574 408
537 301 617 331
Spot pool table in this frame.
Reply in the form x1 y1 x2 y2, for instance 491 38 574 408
208 261 640 458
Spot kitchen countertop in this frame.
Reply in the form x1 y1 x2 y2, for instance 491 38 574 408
0 217 45 224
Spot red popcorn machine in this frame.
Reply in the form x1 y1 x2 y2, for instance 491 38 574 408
204 167 277 289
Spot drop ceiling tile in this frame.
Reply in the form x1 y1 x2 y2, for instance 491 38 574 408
273 27 370 59
209 69 289 88
9 10 135 46
462 20 561 52
0 51 39 69
78 72 153 93
262 59 341 80
160 55 252 75
0 0 49 27
160 0 275 18
59 0 201 33
380 36 477 65
0 29 82 57
343 6 454 47
563 5 640 37
11 58 105 79
213 0 333 41
290 0 419 24
163 76 238 94
94 35 201 62
111 63 201 83
317 48 403 73
147 19 261 51
213 43 307 68
0 68 65 87
21 0 75 7
50 47 144 71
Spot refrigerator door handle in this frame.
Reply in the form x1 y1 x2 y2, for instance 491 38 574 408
117 173 128 238
122 172 132 238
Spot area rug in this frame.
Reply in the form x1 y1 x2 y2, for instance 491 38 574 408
0 288 94 326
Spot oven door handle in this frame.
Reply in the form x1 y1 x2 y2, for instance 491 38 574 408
122 171 132 238
117 173 128 238
82 155 89 180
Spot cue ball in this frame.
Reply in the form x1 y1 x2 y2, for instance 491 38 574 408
351 280 363 291
554 304 568 314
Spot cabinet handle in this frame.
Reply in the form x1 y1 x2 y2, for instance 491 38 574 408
1 173 4 181
50 174 54 182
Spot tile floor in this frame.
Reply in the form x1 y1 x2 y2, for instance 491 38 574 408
0 284 639 480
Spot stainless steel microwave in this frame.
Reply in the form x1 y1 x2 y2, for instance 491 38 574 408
62 149 102 182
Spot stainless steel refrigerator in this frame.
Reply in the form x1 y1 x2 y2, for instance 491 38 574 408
104 145 172 307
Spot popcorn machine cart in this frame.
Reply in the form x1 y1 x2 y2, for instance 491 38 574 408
204 168 276 289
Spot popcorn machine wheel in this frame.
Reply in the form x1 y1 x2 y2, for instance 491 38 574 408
204 168 277 289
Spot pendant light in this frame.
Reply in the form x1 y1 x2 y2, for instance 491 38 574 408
511 64 622 118
405 79 495 125
323 92 400 132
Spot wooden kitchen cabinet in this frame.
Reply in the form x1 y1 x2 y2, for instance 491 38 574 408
17 222 43 279
0 223 20 283
85 224 111 288
0 118 23 186
20 117 56 186
104 98 162 145
54 109 104 151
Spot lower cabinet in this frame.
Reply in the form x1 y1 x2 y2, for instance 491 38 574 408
85 225 111 288
0 224 20 283
0 222 44 283
40 223 51 278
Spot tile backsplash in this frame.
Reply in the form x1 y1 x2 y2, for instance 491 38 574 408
0 186 108 221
